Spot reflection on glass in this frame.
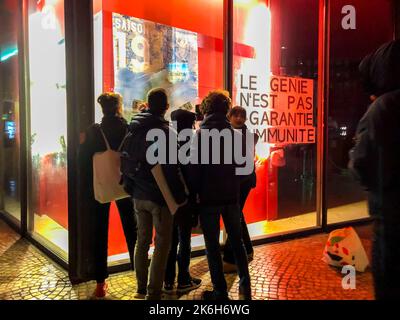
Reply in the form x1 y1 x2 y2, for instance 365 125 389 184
0 0 21 223
28 0 68 256
232 0 319 238
327 0 394 224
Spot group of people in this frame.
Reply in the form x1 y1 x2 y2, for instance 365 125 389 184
80 88 257 300
79 38 400 301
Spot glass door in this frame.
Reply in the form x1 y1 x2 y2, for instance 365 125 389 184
26 0 68 260
232 0 322 239
93 0 224 263
326 0 395 224
0 0 21 225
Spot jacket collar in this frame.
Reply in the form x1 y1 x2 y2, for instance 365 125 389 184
200 113 231 130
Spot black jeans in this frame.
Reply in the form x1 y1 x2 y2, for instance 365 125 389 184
223 183 254 264
94 197 137 283
200 204 251 297
372 217 400 300
164 220 192 285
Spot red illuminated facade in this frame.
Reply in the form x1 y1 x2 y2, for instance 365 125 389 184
0 0 398 281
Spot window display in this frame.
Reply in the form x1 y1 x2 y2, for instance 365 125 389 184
94 0 223 260
27 0 68 257
112 13 199 120
232 0 320 238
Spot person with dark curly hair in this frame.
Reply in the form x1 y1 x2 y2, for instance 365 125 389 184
188 90 252 300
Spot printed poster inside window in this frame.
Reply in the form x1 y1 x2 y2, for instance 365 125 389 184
112 13 199 120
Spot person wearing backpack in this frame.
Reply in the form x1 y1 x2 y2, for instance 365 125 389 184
80 92 137 298
163 109 202 295
121 88 188 300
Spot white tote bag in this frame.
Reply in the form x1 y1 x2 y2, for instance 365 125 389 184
93 128 130 204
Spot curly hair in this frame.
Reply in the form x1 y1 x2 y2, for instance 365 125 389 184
200 90 231 115
97 92 122 116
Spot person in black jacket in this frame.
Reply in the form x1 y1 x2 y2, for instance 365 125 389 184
189 90 252 300
80 92 137 298
126 88 188 300
349 40 400 300
223 106 258 273
163 109 202 294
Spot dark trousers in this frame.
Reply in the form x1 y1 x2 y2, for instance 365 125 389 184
94 197 137 283
200 204 251 297
164 220 192 285
372 218 400 300
223 184 253 263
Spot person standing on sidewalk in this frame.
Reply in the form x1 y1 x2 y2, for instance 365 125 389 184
124 88 188 300
350 40 400 300
223 106 258 273
189 90 252 300
163 109 202 295
79 92 137 298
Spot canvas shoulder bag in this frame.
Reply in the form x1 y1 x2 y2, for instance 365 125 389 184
93 127 130 204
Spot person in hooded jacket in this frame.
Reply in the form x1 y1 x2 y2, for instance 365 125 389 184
349 39 400 300
79 92 137 298
188 90 252 300
125 88 188 300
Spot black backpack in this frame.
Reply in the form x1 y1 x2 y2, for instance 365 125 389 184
120 130 146 196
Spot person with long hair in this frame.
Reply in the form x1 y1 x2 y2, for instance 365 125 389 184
80 92 137 298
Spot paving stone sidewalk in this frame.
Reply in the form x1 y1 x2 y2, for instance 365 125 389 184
0 220 374 300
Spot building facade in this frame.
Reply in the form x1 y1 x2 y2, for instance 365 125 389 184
0 0 398 282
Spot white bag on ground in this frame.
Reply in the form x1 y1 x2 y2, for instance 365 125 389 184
93 128 129 204
322 226 369 272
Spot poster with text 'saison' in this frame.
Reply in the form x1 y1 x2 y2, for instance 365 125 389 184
112 13 199 119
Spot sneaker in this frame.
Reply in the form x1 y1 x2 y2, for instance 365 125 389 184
94 282 108 298
190 277 202 286
134 290 146 299
223 261 237 274
201 290 230 301
163 283 174 294
177 278 202 294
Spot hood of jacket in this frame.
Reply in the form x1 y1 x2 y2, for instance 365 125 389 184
359 40 400 96
129 111 168 134
200 112 232 130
